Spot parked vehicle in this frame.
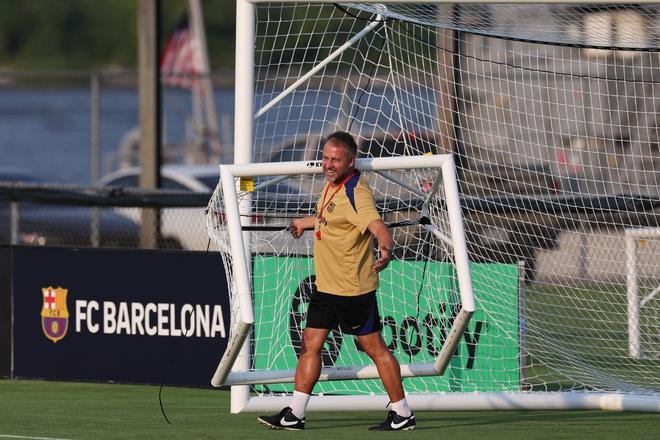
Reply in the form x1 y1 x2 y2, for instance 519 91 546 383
0 170 181 249
97 164 304 251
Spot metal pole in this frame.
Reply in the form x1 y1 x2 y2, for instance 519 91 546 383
90 74 101 184
188 0 223 161
10 201 19 245
435 4 456 154
90 73 100 247
138 0 162 249
451 4 467 189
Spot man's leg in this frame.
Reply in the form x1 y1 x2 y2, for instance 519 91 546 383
358 332 416 431
290 327 330 419
257 327 330 430
356 332 404 402
293 327 330 393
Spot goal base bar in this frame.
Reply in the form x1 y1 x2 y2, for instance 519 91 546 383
236 392 660 413
225 362 446 386
223 308 473 386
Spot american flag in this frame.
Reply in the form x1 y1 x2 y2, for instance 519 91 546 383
160 14 201 88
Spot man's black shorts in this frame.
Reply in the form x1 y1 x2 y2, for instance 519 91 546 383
306 290 382 336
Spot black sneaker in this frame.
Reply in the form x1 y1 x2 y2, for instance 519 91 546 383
368 410 416 431
257 407 305 431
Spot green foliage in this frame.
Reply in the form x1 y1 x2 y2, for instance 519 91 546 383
201 0 236 68
0 0 236 70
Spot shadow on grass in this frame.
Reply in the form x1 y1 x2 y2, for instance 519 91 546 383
419 409 656 428
290 408 658 431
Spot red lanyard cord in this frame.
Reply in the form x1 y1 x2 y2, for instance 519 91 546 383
315 171 355 240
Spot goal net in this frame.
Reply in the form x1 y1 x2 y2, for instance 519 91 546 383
208 1 660 412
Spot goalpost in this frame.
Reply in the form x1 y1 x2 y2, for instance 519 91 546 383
208 0 660 413
625 228 660 360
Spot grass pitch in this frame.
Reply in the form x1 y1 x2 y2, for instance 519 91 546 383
1 379 658 440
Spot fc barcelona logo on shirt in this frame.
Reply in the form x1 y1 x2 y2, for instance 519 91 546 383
41 287 70 343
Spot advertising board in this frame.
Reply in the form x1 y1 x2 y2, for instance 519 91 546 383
11 247 228 387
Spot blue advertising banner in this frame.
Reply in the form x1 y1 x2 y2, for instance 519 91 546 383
11 247 228 388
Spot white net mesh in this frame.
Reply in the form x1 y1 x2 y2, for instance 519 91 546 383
209 2 660 401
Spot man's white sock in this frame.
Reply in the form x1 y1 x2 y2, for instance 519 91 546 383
289 390 310 419
391 398 412 417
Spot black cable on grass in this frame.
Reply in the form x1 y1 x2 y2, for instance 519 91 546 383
158 378 173 425
158 313 196 424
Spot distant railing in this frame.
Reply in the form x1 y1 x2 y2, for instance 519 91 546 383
0 181 211 250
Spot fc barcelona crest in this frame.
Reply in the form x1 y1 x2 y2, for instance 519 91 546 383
41 287 69 343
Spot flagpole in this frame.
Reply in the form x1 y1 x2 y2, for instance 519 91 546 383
188 0 223 163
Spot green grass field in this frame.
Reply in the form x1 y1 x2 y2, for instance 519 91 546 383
1 379 658 440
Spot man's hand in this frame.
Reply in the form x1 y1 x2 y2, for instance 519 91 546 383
288 216 315 239
368 219 394 273
372 243 393 272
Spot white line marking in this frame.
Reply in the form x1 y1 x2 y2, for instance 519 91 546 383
0 435 74 440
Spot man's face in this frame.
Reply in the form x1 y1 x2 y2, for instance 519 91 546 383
322 139 356 185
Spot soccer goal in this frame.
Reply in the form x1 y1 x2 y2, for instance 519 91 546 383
208 0 660 413
207 154 478 412
625 228 660 360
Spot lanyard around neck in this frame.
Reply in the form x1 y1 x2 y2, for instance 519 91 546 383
316 171 355 240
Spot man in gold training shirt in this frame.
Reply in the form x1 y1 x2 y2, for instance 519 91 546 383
257 131 415 431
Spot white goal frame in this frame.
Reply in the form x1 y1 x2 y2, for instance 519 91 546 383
625 227 660 360
211 155 476 413
221 0 660 414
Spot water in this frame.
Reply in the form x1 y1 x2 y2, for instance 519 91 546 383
0 86 236 184
0 85 431 184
